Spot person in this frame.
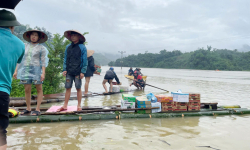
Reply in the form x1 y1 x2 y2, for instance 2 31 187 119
57 30 88 112
136 68 143 76
13 29 49 116
128 67 134 76
84 50 96 95
130 71 145 90
102 67 121 94
0 9 25 150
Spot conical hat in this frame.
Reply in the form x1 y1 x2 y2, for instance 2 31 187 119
64 30 86 42
87 50 95 57
23 29 48 43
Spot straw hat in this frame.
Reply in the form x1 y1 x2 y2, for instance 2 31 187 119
87 50 95 57
23 29 48 43
64 30 86 43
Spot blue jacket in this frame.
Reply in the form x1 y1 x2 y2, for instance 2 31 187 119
0 27 25 94
63 43 88 74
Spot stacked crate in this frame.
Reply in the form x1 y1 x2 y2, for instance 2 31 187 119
171 92 188 111
155 95 175 112
121 94 136 112
136 96 151 114
188 93 201 111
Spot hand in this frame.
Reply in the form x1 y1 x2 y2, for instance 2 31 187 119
80 73 84 79
130 84 132 87
41 74 45 81
63 71 67 76
13 72 17 79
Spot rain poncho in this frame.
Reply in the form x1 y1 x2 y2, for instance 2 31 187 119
17 43 49 81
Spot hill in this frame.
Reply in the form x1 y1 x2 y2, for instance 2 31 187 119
108 46 250 71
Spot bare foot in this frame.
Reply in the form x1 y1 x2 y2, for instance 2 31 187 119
57 107 67 112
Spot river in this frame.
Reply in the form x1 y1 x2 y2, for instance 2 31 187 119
7 66 250 150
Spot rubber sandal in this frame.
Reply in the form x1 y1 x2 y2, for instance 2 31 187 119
57 107 67 112
103 92 110 95
109 92 115 94
31 111 41 116
21 109 31 115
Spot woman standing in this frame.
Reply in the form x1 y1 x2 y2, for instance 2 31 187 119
13 29 49 116
84 50 96 95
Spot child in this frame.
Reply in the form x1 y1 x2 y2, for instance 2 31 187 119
57 30 88 112
14 29 49 116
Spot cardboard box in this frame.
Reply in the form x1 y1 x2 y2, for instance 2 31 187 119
122 94 136 102
188 102 201 106
155 95 173 102
136 110 151 114
161 102 176 107
161 102 176 112
188 102 200 111
136 105 151 108
171 92 189 102
161 106 176 112
188 105 200 111
175 102 188 111
189 98 200 103
112 85 120 93
151 102 161 113
189 93 200 99
177 93 189 102
120 86 130 92
136 97 151 105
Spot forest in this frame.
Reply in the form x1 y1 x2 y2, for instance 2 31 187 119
108 46 250 71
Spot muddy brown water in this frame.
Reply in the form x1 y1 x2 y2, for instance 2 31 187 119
7 66 250 150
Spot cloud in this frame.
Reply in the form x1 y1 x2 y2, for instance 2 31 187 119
5 0 250 54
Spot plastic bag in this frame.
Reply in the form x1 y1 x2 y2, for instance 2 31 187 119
146 93 157 103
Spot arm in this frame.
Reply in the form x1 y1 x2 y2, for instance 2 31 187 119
114 73 120 84
13 64 18 79
13 48 25 79
41 47 49 67
80 45 88 74
63 47 67 72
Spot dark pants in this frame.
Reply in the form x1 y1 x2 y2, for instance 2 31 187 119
0 91 9 146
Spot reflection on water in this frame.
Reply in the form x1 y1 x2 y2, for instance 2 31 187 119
8 67 250 149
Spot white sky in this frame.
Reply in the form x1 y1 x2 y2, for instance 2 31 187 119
5 0 250 54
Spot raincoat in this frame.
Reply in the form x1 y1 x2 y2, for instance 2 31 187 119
17 43 49 81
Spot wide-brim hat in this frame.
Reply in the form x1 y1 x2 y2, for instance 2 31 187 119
64 30 86 43
0 9 21 27
23 29 48 43
87 50 95 57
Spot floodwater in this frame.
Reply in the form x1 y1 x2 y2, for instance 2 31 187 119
7 66 250 150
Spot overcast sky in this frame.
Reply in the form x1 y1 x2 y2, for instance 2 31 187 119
6 0 250 54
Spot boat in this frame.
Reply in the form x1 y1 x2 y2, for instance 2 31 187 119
124 75 147 81
9 105 250 124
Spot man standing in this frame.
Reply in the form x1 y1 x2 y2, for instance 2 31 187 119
0 9 25 150
57 30 88 112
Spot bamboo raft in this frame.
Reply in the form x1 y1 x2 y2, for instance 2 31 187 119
9 105 250 124
9 90 133 107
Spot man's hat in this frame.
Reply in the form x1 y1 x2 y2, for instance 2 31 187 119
23 29 48 43
64 30 86 42
0 9 21 26
87 50 95 57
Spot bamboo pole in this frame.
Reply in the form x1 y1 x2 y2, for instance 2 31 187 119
125 77 169 92
9 108 250 124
